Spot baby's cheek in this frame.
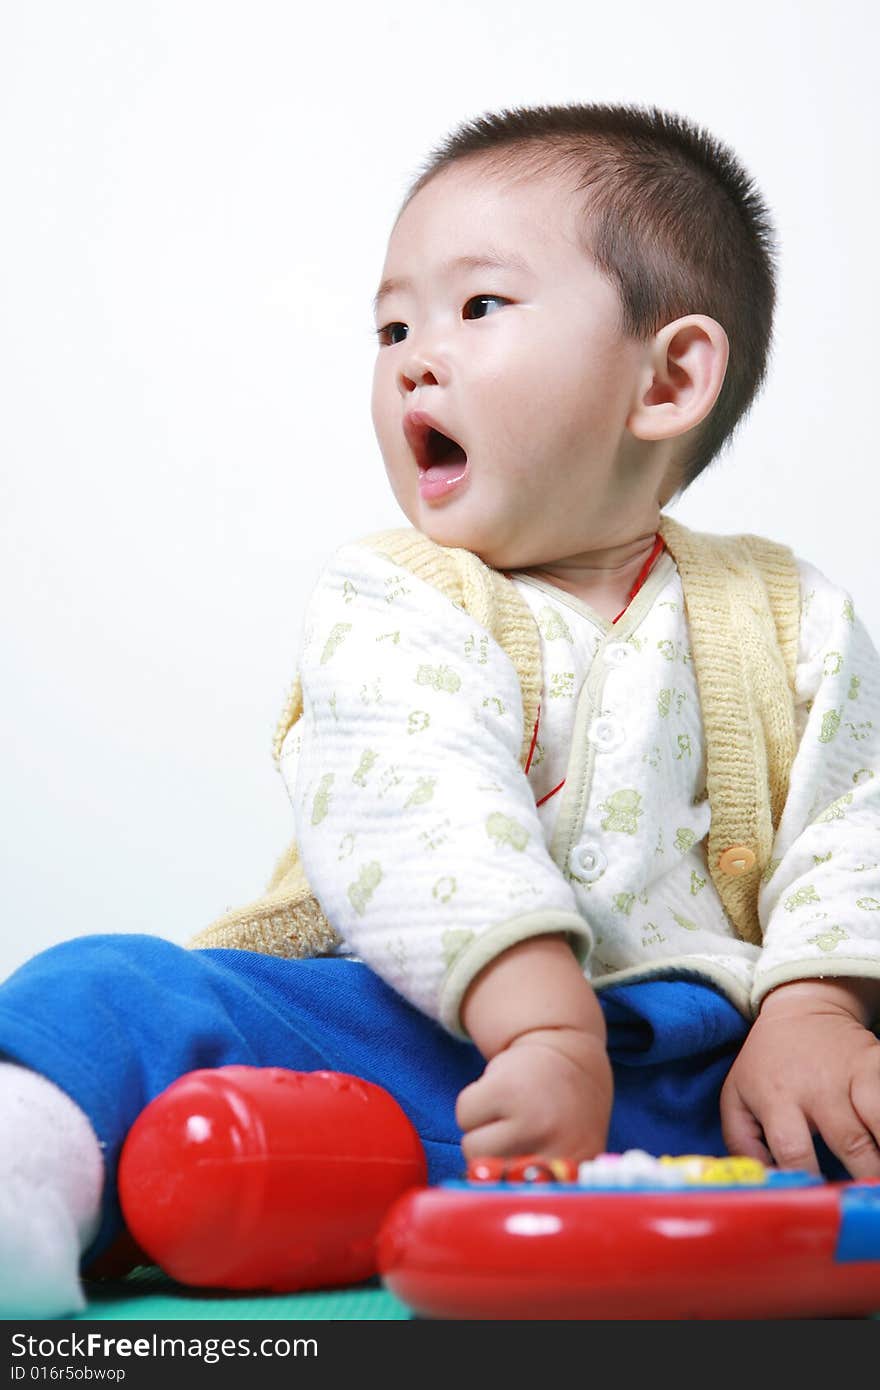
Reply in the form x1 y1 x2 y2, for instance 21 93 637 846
383 459 417 519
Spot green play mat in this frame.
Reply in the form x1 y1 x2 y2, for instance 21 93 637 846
75 1266 411 1320
73 1265 880 1321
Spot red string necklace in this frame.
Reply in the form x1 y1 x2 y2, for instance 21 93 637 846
611 532 666 624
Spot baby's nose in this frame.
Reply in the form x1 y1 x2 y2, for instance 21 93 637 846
397 331 450 392
399 358 441 392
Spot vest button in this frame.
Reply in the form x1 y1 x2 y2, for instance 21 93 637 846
717 845 757 876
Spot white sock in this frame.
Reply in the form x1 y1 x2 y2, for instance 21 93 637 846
0 1060 104 1318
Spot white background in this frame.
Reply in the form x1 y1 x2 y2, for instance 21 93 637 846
1 1 877 981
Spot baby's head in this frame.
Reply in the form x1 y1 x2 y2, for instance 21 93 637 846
370 102 778 572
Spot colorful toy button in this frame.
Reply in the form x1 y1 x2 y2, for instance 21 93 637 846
657 1154 768 1185
466 1155 578 1184
465 1150 770 1189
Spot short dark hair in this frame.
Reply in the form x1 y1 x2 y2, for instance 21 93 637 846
400 102 779 495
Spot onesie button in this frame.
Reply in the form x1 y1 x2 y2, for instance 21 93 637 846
570 842 607 882
588 716 625 752
603 643 632 666
717 845 757 876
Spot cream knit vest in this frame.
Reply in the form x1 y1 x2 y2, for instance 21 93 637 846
189 514 800 956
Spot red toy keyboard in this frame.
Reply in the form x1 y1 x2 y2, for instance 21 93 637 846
376 1150 880 1320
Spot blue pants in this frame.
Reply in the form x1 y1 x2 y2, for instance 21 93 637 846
0 933 835 1266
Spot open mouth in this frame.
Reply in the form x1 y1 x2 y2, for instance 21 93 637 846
422 427 468 473
403 411 469 500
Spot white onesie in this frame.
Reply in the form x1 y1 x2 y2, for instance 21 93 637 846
283 540 880 1037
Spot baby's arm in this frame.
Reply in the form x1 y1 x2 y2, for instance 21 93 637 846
292 539 593 1032
455 934 612 1161
292 539 610 1157
723 562 880 1175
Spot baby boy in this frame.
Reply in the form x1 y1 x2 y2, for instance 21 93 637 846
1 101 879 1318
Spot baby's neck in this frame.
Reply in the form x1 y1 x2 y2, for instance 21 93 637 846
520 532 661 621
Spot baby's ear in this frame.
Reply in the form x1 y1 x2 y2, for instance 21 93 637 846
629 315 729 443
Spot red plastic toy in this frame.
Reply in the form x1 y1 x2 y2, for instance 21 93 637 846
376 1150 880 1320
110 1074 880 1319
117 1066 427 1292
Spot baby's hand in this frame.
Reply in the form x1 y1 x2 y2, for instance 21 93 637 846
720 979 880 1178
455 1026 613 1162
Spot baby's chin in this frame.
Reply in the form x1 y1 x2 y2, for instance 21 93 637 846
406 509 529 572
389 476 538 569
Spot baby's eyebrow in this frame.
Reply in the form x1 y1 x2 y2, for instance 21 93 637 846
372 250 533 316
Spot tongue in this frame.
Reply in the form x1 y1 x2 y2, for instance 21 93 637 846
423 445 467 481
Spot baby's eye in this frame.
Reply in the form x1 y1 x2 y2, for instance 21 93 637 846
375 322 408 347
462 295 509 320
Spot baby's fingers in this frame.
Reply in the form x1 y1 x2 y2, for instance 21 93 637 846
456 1072 530 1159
852 1070 880 1157
454 1075 503 1135
459 1118 525 1161
719 1081 772 1165
821 1084 880 1180
759 1108 821 1176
